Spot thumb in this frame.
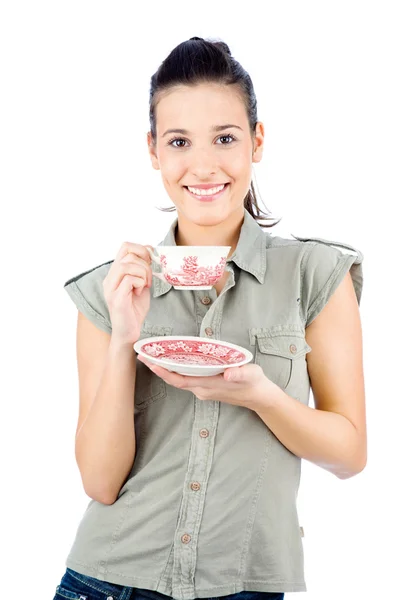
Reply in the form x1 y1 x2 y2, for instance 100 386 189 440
224 367 242 382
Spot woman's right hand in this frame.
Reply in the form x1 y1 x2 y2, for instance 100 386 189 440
102 242 154 346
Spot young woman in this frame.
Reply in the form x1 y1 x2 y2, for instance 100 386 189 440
55 37 366 600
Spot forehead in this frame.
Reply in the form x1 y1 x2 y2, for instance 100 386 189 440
155 83 247 129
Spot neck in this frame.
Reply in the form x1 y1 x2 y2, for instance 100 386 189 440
175 208 245 258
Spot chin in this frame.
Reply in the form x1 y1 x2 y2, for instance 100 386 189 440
184 206 232 227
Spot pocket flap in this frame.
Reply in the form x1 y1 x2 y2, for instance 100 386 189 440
255 333 311 360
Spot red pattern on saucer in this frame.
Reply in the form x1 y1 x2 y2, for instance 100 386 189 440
141 339 246 366
160 255 226 287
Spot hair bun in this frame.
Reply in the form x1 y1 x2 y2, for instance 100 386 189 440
213 41 232 56
188 37 232 57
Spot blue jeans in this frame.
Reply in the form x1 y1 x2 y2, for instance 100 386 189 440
53 568 284 600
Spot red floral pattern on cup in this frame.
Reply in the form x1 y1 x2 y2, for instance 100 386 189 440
141 339 246 366
160 255 226 287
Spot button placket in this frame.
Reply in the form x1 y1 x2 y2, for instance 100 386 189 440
198 285 220 340
170 279 225 596
171 400 219 598
200 267 235 341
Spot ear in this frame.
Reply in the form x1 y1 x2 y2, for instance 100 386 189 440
147 131 160 170
252 122 264 164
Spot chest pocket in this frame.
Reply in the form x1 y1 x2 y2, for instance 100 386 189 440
250 327 311 391
134 322 172 411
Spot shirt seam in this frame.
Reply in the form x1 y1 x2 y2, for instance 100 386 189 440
299 241 316 325
66 281 112 332
65 560 305 586
307 252 356 327
238 433 273 580
64 260 113 287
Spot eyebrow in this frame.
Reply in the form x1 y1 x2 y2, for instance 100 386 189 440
161 124 243 138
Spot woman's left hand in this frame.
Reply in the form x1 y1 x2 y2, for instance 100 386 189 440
137 356 275 411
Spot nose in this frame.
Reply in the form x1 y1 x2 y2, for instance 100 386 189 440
188 147 218 178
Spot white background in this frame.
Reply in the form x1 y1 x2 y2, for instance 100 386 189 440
1 1 399 599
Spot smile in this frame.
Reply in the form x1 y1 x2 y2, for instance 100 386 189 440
184 183 229 202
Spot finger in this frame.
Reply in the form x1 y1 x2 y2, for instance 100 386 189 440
115 242 153 265
119 256 153 287
149 359 226 388
120 254 150 268
224 365 260 383
139 356 240 386
106 263 149 294
115 273 148 298
138 358 190 389
224 368 240 382
198 376 225 388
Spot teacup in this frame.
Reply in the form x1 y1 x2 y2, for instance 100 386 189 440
146 246 231 290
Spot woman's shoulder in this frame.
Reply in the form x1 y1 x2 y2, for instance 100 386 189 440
263 231 364 320
63 259 114 334
64 259 114 289
266 230 363 260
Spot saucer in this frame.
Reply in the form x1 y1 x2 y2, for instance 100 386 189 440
133 336 253 377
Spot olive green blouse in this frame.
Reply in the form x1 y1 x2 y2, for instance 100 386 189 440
63 209 364 598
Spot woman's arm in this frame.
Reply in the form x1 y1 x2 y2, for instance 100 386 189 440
75 312 137 504
253 271 367 479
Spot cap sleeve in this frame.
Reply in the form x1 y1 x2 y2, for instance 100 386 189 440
294 235 364 328
64 260 113 334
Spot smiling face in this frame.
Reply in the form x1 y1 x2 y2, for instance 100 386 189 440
148 82 264 231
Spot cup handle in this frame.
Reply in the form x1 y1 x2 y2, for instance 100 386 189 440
145 245 161 266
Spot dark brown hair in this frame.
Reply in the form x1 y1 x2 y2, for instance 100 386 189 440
149 37 281 228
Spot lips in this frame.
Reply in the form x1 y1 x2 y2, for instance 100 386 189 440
184 183 229 202
186 183 228 190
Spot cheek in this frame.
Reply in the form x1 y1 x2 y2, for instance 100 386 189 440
224 149 252 177
159 154 185 183
227 159 253 190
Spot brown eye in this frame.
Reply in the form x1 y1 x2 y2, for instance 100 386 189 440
169 138 187 148
216 134 236 144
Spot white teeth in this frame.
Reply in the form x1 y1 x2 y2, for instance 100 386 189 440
187 184 226 196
